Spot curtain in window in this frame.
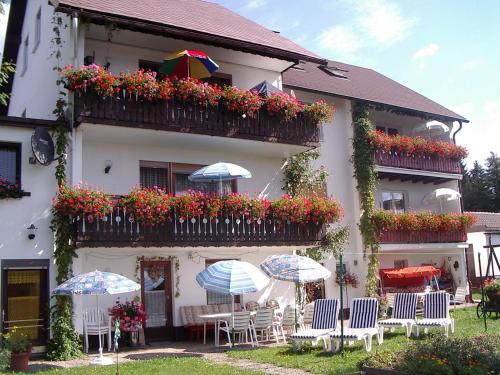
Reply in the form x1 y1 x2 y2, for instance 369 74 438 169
140 167 168 190
175 173 232 195
0 147 17 184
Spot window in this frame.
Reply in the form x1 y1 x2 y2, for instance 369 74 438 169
376 126 399 136
0 143 21 186
381 191 406 213
34 7 41 50
394 260 408 269
205 259 240 305
139 161 235 194
22 36 29 73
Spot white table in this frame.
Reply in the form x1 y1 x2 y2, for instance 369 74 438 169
198 311 257 346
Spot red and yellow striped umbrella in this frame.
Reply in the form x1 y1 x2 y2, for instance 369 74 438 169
159 50 219 79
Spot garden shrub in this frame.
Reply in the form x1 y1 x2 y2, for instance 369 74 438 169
0 349 10 371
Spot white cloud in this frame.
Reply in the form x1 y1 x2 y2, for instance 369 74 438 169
356 0 417 44
238 0 267 12
412 43 439 69
317 25 362 57
314 0 416 61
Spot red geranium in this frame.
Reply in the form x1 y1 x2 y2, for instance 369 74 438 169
121 187 174 224
174 191 204 219
109 297 147 332
53 183 113 219
220 86 263 118
120 69 159 100
62 64 118 97
309 195 343 224
0 177 22 199
303 100 335 125
265 92 303 122
173 77 221 107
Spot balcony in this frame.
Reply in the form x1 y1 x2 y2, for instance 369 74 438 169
374 151 461 174
379 229 467 244
74 206 326 248
73 93 320 148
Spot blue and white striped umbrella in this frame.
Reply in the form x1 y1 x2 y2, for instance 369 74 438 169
188 162 252 182
52 270 140 296
260 254 331 283
196 260 268 295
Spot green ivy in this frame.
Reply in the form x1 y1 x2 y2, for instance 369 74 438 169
46 12 82 361
351 102 380 297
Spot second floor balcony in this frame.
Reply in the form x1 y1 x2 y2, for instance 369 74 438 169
374 151 462 174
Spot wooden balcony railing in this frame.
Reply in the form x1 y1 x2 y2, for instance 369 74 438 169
74 206 326 248
74 93 320 147
374 151 461 174
379 229 467 244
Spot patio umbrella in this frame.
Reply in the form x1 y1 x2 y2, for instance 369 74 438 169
260 254 332 330
196 260 269 346
412 120 450 138
159 50 219 79
423 188 461 212
250 80 282 97
52 270 140 366
188 162 252 194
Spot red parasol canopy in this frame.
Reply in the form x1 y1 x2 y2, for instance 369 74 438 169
381 266 441 279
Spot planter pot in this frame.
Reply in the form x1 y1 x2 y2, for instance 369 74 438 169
485 290 500 304
10 349 31 372
363 367 408 375
128 330 139 347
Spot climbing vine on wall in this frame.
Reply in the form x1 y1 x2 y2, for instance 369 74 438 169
134 256 181 298
351 102 380 297
46 12 82 361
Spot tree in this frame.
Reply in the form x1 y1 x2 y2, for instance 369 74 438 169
463 161 492 211
485 152 500 211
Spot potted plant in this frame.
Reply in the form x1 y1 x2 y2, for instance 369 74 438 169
3 328 31 372
109 297 147 347
483 278 500 303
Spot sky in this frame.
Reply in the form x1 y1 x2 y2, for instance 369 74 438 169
214 0 500 168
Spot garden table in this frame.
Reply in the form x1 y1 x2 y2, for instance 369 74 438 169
198 311 257 346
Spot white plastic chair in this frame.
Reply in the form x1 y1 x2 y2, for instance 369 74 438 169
251 308 280 344
302 302 315 329
219 311 255 347
274 305 297 342
83 308 111 353
450 286 467 307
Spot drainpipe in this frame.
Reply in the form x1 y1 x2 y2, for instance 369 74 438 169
70 13 79 184
452 120 463 144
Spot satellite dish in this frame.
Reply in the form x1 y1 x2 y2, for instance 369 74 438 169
31 128 55 166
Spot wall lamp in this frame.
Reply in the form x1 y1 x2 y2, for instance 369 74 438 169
27 224 38 240
104 160 112 174
453 261 459 270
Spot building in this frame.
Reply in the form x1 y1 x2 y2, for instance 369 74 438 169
0 0 470 351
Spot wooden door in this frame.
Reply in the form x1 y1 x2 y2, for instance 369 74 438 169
140 261 173 341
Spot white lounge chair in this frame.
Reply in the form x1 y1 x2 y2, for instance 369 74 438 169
378 293 417 342
301 302 315 329
219 311 255 347
251 308 280 344
450 286 467 306
329 297 380 352
415 292 454 337
83 308 111 353
289 299 339 350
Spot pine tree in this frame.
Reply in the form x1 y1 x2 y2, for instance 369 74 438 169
463 161 492 211
485 152 500 211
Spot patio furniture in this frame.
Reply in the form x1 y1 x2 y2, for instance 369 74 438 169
450 286 467 306
180 303 240 342
378 293 418 343
251 308 280 344
274 305 297 341
219 311 255 347
415 292 454 337
245 301 260 312
289 299 339 350
83 308 112 353
302 302 315 329
329 298 380 352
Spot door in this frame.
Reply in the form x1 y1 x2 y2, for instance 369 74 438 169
140 261 173 341
2 267 49 348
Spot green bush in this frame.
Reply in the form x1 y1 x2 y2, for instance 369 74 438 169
402 358 454 375
0 349 10 371
360 350 398 370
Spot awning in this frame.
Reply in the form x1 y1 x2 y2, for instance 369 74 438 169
381 266 441 279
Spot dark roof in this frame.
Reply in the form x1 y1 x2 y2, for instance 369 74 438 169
466 212 500 232
283 60 467 122
54 0 323 63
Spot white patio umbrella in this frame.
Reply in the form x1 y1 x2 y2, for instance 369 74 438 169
413 120 450 138
52 270 140 366
196 260 268 347
188 162 252 194
422 188 461 213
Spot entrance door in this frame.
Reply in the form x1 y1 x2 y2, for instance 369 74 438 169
140 261 173 340
2 266 49 348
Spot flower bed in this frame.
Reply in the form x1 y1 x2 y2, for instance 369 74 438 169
372 211 476 233
54 185 343 226
0 178 23 199
62 65 335 125
367 130 468 160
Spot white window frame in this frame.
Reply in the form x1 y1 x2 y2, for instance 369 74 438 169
33 7 41 52
380 190 407 213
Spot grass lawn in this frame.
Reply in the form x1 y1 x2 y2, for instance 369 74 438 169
227 307 500 375
8 357 265 375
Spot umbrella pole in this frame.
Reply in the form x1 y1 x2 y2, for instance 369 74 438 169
231 296 235 348
294 282 298 332
97 295 103 360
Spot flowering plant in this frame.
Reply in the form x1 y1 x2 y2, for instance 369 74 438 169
158 78 174 100
271 195 311 223
220 86 263 118
121 187 174 224
367 130 468 160
119 69 160 100
247 197 270 220
109 297 147 332
173 191 204 219
308 195 343 224
61 64 118 97
371 210 476 233
53 184 113 220
2 327 31 353
335 270 358 288
265 92 303 122
222 193 251 217
303 100 335 125
0 178 23 199
483 278 500 293
173 77 220 107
